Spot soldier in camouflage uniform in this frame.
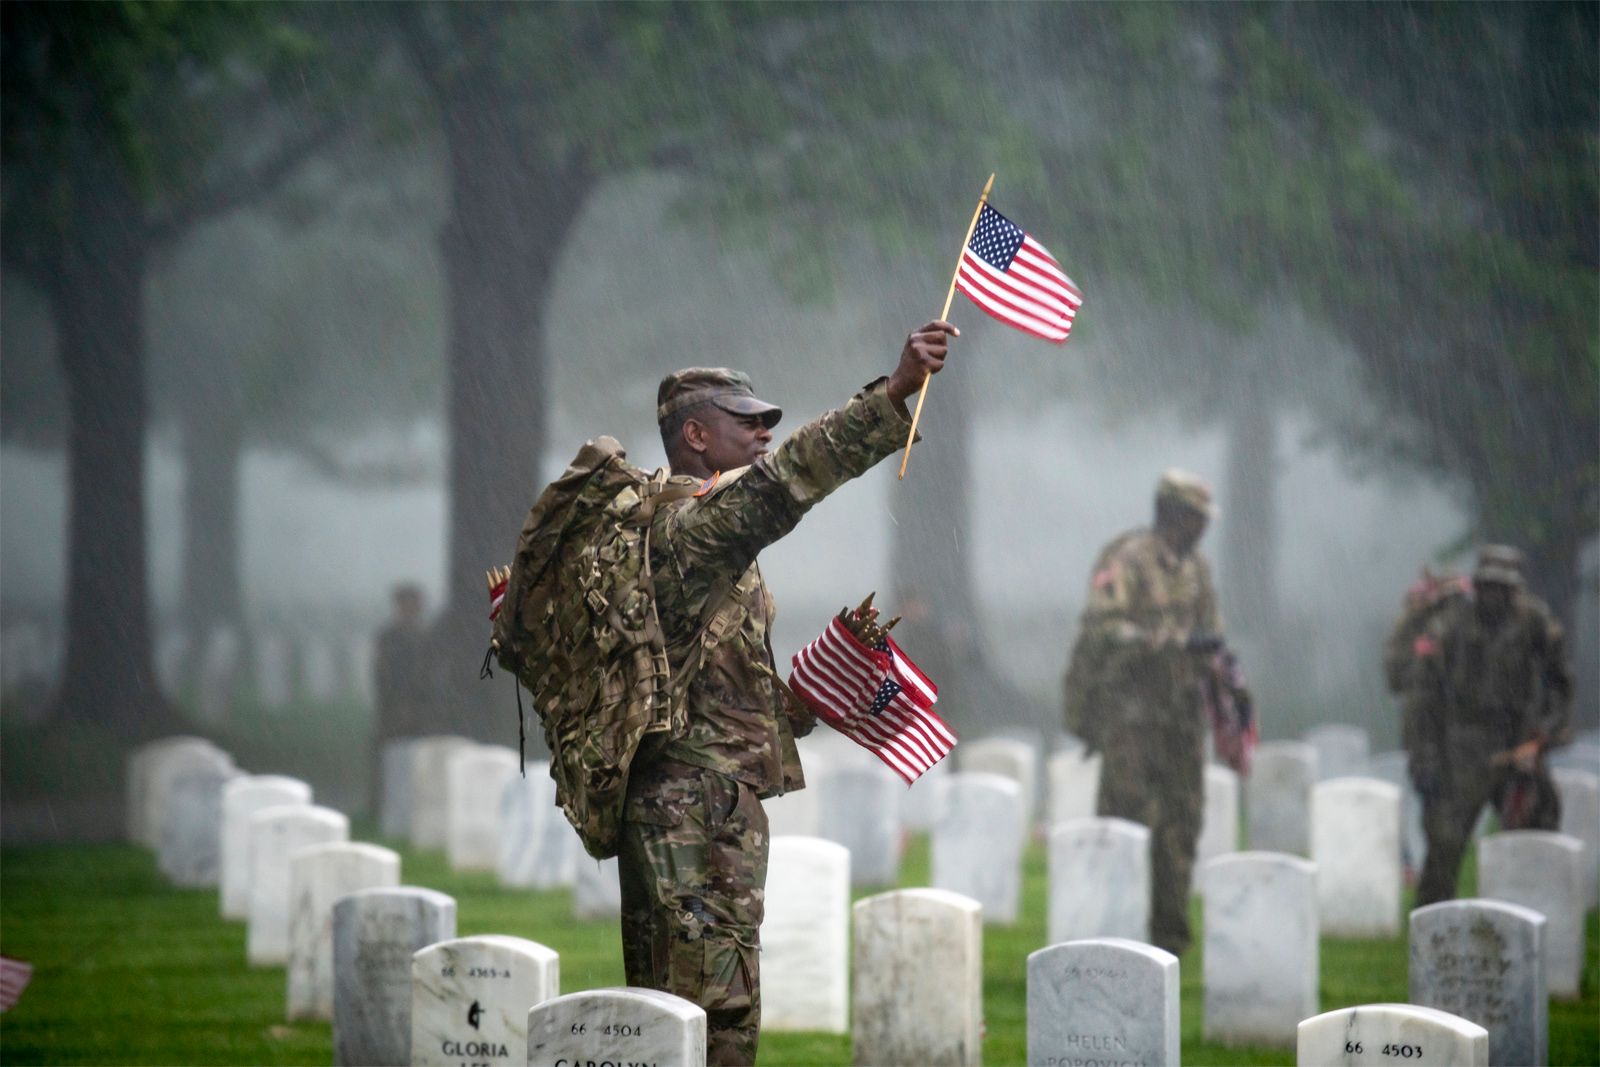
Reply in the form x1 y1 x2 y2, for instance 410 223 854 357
1062 470 1223 955
1404 545 1572 907
620 321 956 1066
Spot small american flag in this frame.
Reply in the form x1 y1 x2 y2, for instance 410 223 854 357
0 956 33 1012
789 618 956 784
956 203 1082 343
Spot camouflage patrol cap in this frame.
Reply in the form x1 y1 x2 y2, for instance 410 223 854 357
656 368 782 429
1473 544 1525 588
1155 468 1216 518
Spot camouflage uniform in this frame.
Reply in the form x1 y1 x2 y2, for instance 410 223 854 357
1407 554 1572 907
620 374 913 1066
1063 474 1221 956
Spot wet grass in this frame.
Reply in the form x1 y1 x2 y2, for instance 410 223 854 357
0 833 1596 1065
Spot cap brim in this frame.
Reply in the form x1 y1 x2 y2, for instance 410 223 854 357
711 394 783 428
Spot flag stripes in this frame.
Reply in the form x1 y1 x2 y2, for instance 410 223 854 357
955 203 1082 343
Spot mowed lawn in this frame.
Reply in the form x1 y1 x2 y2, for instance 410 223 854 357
1 833 1596 1066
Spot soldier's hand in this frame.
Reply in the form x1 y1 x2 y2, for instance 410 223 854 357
1185 631 1225 656
887 321 958 406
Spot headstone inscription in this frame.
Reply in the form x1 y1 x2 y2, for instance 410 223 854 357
1026 938 1179 1067
959 735 1039 831
816 764 903 888
1552 766 1599 907
1203 851 1319 1048
497 766 578 890
247 804 349 966
1247 741 1317 855
1196 764 1241 878
1047 816 1150 945
1477 830 1586 999
1408 898 1547 1067
220 775 312 920
411 935 559 1067
333 887 457 1067
1312 777 1401 937
1046 743 1102 829
853 888 983 1067
762 836 850 1034
574 856 622 921
445 744 520 872
286 842 401 1021
1295 1003 1488 1067
410 736 476 850
933 772 1026 924
1304 723 1370 782
526 988 706 1067
157 758 242 887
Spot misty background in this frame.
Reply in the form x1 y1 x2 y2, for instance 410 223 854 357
3 3 1595 824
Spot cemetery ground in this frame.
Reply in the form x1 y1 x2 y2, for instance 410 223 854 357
1 829 1596 1066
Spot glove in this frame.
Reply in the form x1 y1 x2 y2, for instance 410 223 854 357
1185 631 1224 655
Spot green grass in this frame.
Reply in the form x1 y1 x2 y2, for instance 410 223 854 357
1 832 1596 1066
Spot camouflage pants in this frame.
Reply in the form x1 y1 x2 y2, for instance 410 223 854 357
1415 758 1561 907
619 757 767 1067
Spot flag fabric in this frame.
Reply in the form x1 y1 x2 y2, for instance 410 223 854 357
956 203 1082 343
0 956 33 1013
488 573 508 621
789 617 957 784
1203 649 1258 776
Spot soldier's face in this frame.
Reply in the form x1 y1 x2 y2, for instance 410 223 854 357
1159 505 1209 556
688 406 773 472
1475 582 1513 625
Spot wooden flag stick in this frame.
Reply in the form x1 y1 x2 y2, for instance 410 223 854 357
898 172 996 480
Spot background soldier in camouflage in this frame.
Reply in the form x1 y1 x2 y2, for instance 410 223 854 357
1062 470 1223 955
620 322 955 1066
1403 545 1573 907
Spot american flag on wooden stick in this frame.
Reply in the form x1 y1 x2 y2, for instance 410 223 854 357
0 956 33 1012
956 203 1082 343
789 617 956 784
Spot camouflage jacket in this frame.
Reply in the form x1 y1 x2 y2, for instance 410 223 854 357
1063 528 1221 746
643 378 913 798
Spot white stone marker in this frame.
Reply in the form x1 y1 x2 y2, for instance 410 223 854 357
817 764 902 888
959 735 1039 830
1203 852 1319 1047
1248 741 1317 855
763 836 850 1034
574 856 621 920
1296 1003 1488 1067
1549 741 1600 775
1026 938 1178 1067
411 935 558 1067
1048 817 1150 945
1197 764 1241 877
380 739 418 840
1409 899 1547 1067
333 887 457 1067
1046 745 1102 829
933 772 1026 924
127 736 226 845
410 735 476 850
157 759 242 887
1365 750 1426 874
286 842 400 1021
1477 830 1586 999
1313 777 1401 937
221 775 313 920
527 988 705 1067
1552 766 1599 907
899 757 951 832
1304 723 1371 781
763 784 822 838
446 744 520 872
247 804 349 966
853 888 983 1067
497 766 578 890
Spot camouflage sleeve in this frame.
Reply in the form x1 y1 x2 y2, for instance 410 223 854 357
1197 556 1222 637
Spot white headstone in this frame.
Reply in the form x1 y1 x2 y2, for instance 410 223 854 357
1313 777 1401 937
1248 741 1317 855
574 856 621 920
816 764 902 888
220 775 313 920
497 766 578 890
1409 898 1547 1067
933 772 1026 924
1203 852 1319 1047
380 739 417 840
333 887 457 1067
1296 1003 1488 1067
445 744 519 871
1197 764 1241 879
1477 830 1586 999
127 736 228 845
410 736 475 849
959 735 1038 831
1026 938 1179 1067
301 636 341 703
1048 817 1150 945
1366 750 1426 874
1046 745 1102 829
1549 741 1600 775
255 631 294 709
1552 766 1599 907
763 786 821 838
411 935 559 1067
348 634 376 706
853 888 983 1067
286 842 400 1021
247 804 349 966
899 757 951 832
157 759 242 887
1304 724 1370 781
196 625 241 723
762 836 850 1033
526 988 706 1067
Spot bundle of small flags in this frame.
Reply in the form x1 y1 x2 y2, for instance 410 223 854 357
486 566 510 621
788 595 956 785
